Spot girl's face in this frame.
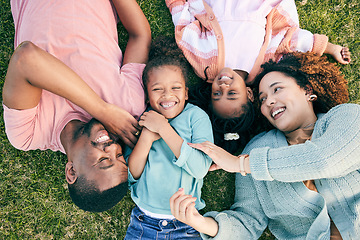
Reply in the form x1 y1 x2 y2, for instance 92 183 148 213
146 65 188 119
211 68 253 118
258 71 316 133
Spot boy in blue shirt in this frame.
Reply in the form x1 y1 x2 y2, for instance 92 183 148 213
125 38 213 239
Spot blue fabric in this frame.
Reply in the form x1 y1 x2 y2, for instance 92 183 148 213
202 104 360 240
124 206 202 240
126 103 213 215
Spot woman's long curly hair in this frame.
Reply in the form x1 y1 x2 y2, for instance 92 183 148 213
253 52 349 130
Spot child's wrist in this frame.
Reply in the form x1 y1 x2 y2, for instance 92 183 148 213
158 121 171 136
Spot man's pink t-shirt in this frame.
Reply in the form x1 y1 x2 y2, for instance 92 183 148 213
4 0 146 153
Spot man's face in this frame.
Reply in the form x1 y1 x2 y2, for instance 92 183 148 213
68 119 128 191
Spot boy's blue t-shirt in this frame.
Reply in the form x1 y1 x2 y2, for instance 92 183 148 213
125 103 213 215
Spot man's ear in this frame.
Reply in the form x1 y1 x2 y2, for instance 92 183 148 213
246 87 254 102
65 162 77 184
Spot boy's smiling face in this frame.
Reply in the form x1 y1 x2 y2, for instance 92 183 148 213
146 65 188 119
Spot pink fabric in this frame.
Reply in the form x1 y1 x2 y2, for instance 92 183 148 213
4 0 146 153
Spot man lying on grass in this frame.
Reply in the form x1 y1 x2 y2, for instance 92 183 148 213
3 0 150 212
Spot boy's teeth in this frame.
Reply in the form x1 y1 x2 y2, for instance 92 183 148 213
272 108 285 118
161 102 175 108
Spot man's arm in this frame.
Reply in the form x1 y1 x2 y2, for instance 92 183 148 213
112 0 151 64
2 42 140 146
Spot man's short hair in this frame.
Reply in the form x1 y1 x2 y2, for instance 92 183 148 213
68 175 128 212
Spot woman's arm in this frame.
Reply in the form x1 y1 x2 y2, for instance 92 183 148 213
170 188 219 237
2 42 140 147
170 174 268 239
249 104 360 182
111 0 151 64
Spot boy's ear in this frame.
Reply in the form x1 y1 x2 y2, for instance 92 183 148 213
185 87 189 100
65 162 77 184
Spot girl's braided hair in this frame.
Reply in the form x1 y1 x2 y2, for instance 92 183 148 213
189 81 255 155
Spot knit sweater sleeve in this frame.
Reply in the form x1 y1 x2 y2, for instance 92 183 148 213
250 104 360 182
201 174 268 239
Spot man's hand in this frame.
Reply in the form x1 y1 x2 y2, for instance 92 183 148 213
99 103 141 148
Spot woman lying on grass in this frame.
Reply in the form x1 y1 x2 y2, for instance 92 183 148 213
171 52 360 239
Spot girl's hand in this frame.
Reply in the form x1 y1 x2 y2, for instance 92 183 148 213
99 103 141 148
139 110 168 133
170 188 202 227
325 43 351 64
188 141 241 173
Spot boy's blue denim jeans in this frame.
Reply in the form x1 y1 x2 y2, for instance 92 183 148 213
124 206 202 240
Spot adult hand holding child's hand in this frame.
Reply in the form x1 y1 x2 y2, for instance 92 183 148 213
98 103 141 148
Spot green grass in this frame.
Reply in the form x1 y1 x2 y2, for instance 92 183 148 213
0 0 359 239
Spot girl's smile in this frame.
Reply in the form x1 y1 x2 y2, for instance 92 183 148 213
211 68 253 118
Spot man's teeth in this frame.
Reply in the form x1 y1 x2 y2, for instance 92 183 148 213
96 135 110 143
272 108 285 118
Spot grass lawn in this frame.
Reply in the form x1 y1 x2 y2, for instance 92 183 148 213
0 0 359 239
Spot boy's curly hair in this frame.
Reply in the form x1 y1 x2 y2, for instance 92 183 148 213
142 36 192 93
253 52 349 115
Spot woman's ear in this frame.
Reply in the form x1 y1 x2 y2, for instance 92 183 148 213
185 87 189 100
246 87 254 102
65 162 77 184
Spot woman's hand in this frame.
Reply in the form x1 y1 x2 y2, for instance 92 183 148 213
170 188 219 237
98 103 141 148
170 188 201 226
188 141 241 173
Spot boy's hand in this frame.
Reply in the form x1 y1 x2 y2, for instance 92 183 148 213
139 110 169 133
141 127 161 143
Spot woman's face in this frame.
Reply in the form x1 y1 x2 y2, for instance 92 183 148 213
258 71 316 133
211 68 253 118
